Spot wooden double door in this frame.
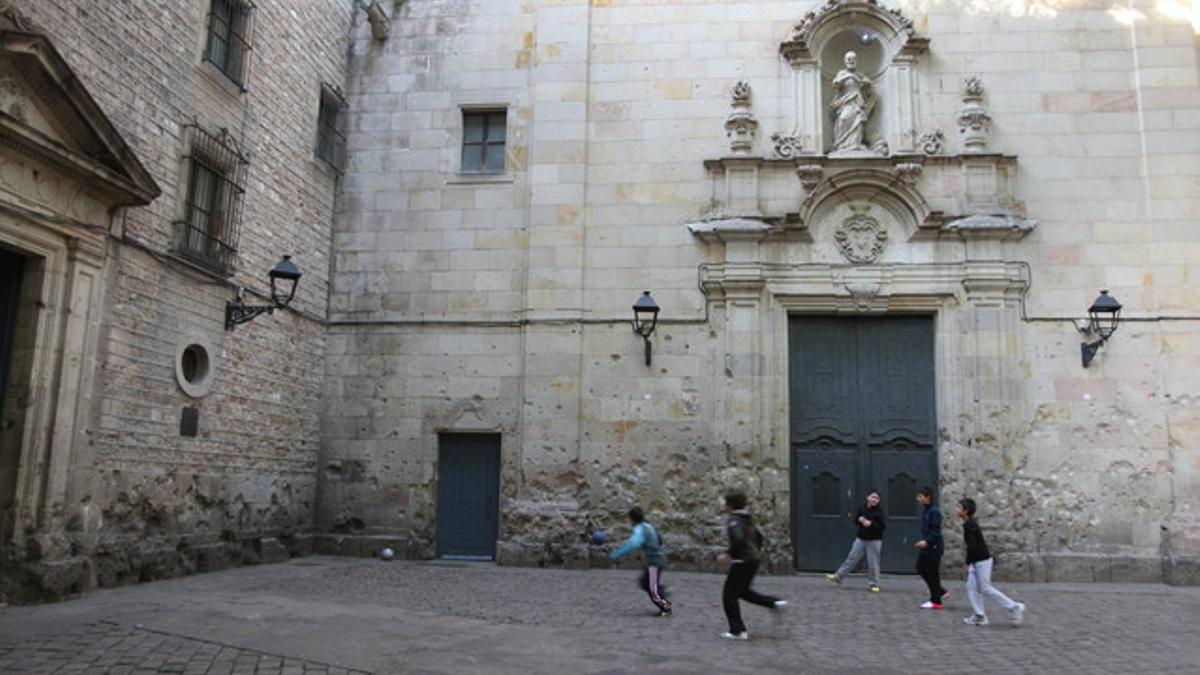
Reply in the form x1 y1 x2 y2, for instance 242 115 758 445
789 316 937 573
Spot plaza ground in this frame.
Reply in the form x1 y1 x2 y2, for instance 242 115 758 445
1 556 1197 674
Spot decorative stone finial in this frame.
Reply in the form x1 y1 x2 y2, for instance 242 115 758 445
956 75 992 154
724 80 759 156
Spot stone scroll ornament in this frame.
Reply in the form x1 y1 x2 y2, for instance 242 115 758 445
724 80 759 155
917 129 943 155
772 133 803 159
835 204 888 263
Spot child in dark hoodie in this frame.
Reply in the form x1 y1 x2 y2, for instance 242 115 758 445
826 489 886 592
718 489 787 640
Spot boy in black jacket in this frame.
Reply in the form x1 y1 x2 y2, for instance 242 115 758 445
718 489 787 640
826 489 886 592
957 497 1026 626
915 486 948 609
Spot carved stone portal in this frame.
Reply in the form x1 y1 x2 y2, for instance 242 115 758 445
834 204 888 263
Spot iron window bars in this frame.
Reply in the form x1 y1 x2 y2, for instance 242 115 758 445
174 121 249 275
203 0 255 90
461 110 506 173
315 84 347 172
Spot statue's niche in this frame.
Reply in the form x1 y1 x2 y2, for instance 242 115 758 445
822 32 886 156
779 0 928 158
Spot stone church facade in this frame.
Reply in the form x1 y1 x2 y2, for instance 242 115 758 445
320 0 1199 584
0 0 1197 601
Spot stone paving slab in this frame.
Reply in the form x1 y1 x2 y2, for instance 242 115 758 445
0 619 368 674
1 556 1198 674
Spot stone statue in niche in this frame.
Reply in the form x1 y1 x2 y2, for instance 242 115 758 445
830 51 876 154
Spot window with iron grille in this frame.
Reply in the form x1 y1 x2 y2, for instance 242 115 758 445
461 109 506 174
174 122 248 274
315 84 347 171
203 0 255 89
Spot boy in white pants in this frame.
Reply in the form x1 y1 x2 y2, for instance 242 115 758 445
956 497 1026 626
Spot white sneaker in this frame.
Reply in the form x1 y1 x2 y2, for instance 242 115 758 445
1009 602 1025 625
773 600 788 609
720 631 749 641
963 614 989 626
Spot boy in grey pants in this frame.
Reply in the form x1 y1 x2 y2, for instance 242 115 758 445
826 489 886 592
957 497 1026 626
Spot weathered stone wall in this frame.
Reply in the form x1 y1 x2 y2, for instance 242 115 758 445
6 0 353 601
322 0 1199 583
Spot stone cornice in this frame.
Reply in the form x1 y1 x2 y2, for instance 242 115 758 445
701 261 1029 310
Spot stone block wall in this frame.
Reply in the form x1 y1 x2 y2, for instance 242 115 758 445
6 0 353 601
322 0 1199 583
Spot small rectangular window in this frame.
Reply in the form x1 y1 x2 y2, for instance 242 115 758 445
315 85 347 171
174 122 248 274
203 0 255 89
462 110 506 174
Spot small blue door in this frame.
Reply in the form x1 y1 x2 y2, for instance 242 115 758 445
436 433 501 560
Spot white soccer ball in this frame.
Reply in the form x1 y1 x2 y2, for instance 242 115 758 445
380 547 395 561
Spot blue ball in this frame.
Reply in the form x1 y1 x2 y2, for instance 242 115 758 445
591 530 606 545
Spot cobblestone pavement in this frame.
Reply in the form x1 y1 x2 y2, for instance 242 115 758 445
1 556 1198 674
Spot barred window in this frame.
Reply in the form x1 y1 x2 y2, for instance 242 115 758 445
461 110 506 173
174 122 248 274
203 0 255 89
315 84 347 171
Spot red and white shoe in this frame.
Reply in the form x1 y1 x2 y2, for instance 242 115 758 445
919 601 944 609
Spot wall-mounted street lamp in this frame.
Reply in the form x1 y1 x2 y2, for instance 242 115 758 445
1081 289 1121 368
225 255 303 330
632 290 660 367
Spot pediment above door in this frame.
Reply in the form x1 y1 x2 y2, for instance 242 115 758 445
0 29 160 206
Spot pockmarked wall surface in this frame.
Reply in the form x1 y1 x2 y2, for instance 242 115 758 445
321 0 1200 584
0 0 352 602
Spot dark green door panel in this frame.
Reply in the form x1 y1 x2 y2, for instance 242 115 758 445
436 433 500 560
870 448 937 571
792 449 857 571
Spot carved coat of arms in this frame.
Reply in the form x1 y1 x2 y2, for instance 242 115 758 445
835 205 888 263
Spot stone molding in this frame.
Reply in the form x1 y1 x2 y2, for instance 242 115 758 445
780 0 922 64
696 154 1032 243
700 261 1028 311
